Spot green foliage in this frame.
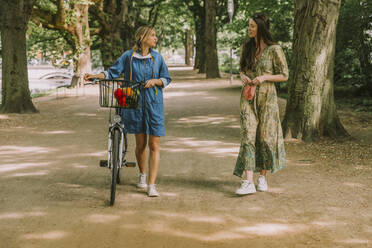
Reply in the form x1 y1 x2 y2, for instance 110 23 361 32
335 0 372 96
219 52 240 74
220 0 294 50
35 0 57 13
26 22 73 68
218 0 293 73
154 0 193 50
90 49 102 69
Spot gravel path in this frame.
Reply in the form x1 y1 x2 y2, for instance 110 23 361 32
0 68 371 248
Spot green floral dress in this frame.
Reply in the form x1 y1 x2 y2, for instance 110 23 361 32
234 45 289 177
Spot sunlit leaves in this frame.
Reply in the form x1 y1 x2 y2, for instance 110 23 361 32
26 22 73 68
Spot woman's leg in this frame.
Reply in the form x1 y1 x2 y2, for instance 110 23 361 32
148 135 160 185
135 133 147 174
243 170 254 184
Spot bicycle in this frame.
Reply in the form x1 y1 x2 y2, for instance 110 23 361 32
86 78 144 206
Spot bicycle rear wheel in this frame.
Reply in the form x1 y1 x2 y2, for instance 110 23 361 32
110 128 120 206
116 132 127 184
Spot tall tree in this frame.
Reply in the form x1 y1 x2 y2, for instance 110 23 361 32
282 0 349 141
152 0 193 60
205 0 220 78
184 29 194 65
185 0 206 73
89 0 128 69
0 0 38 113
90 0 163 69
32 0 92 87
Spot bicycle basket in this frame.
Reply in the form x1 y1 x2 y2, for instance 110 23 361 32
99 80 140 109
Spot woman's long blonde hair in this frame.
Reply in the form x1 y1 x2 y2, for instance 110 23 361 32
132 26 155 52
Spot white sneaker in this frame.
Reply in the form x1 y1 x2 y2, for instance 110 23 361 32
257 175 268 192
147 184 159 197
235 180 256 195
137 173 147 189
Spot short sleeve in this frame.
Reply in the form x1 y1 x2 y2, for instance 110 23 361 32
272 45 289 79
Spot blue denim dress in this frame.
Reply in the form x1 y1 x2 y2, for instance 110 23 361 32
104 49 171 136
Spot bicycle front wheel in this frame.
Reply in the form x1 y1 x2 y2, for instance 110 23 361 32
117 132 127 184
110 128 120 206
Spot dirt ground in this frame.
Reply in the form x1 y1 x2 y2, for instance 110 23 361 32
0 67 371 248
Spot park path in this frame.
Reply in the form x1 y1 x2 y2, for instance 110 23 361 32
0 67 371 248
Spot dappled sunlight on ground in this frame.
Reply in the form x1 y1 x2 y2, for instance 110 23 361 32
0 145 56 155
0 162 51 173
343 182 365 188
72 164 89 169
164 91 207 99
74 112 98 117
55 182 85 188
159 191 179 197
37 130 74 135
117 211 308 242
311 220 342 227
339 239 370 244
162 136 239 158
84 151 107 157
150 211 226 224
0 211 46 220
59 150 106 159
87 214 121 223
22 231 69 240
6 170 49 177
233 223 306 236
122 193 145 199
0 115 9 120
267 187 285 194
174 114 238 126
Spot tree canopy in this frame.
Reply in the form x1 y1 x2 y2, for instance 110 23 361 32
1 0 370 140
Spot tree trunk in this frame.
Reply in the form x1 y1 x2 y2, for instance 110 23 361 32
184 29 193 66
121 23 136 52
0 0 38 113
101 32 123 70
194 29 201 70
282 0 348 141
70 4 91 87
193 8 206 73
204 0 220 78
90 0 130 69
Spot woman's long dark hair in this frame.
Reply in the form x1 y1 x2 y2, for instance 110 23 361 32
240 13 275 72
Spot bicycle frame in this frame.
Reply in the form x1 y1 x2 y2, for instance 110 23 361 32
106 112 125 171
85 78 144 205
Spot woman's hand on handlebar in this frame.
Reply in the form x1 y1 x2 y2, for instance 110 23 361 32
84 72 105 82
144 79 161 88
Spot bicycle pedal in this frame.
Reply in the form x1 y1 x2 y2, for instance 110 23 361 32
99 160 109 168
125 162 136 167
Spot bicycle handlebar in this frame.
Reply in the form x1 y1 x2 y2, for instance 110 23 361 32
84 78 145 88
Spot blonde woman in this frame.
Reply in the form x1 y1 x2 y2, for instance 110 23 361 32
85 26 171 197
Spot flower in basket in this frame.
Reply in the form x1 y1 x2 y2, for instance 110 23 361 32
114 88 133 106
117 95 128 106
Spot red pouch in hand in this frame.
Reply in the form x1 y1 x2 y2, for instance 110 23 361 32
243 84 256 100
